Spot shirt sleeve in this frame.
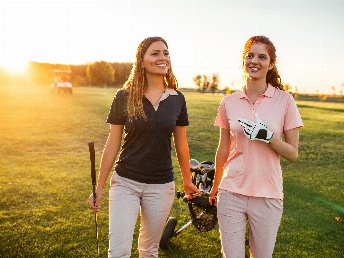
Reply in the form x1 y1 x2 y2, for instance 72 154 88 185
283 94 303 131
106 89 127 125
214 97 230 129
176 93 189 126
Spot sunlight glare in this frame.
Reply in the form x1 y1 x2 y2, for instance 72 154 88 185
0 59 28 74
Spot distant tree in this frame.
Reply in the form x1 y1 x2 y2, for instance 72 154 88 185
223 86 232 95
193 75 203 92
283 83 292 93
293 86 300 100
209 73 220 93
73 75 88 87
193 73 220 93
223 80 236 95
319 94 328 102
112 62 133 86
70 64 87 86
201 75 210 93
28 61 56 84
28 61 130 87
86 61 115 86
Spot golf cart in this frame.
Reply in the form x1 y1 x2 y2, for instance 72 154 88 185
50 69 73 93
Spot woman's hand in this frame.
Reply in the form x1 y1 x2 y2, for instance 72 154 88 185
183 181 202 200
238 114 274 143
88 188 104 213
209 187 218 206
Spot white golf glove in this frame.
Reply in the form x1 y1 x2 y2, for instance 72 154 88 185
238 114 274 143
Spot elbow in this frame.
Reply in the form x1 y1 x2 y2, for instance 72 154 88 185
287 151 299 161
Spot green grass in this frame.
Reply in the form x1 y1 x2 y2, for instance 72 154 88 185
0 84 343 257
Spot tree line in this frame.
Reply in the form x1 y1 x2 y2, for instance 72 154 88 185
193 73 220 93
7 62 341 99
28 61 133 87
28 62 223 93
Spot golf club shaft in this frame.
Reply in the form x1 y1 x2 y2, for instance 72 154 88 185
88 142 100 257
95 213 99 256
93 184 99 256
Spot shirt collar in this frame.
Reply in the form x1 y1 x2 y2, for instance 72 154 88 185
151 88 178 111
164 88 178 96
239 83 275 99
160 88 178 102
263 84 275 97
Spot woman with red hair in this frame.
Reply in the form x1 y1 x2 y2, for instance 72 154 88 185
210 36 303 257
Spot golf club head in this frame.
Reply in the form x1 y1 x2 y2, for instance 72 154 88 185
200 163 215 174
189 159 200 170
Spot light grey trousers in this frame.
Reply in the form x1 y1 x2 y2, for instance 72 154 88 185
217 190 283 258
108 173 175 258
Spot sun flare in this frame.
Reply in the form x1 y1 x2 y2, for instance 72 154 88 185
0 59 29 74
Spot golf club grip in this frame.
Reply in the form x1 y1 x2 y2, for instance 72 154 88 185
88 142 97 186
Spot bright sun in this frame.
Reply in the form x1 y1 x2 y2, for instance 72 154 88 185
0 59 29 74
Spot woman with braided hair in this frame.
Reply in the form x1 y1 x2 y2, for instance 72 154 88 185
209 35 303 257
89 36 200 257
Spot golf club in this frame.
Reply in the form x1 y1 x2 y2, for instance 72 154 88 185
88 142 100 257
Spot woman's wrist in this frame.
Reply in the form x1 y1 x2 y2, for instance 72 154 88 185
210 185 218 194
96 185 105 192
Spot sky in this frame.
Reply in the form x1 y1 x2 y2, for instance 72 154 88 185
0 0 343 94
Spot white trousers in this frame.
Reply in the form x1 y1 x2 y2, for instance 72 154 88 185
217 190 283 258
108 173 175 258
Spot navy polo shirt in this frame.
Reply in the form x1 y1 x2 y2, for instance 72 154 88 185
106 88 189 184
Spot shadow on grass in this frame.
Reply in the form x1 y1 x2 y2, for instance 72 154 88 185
279 179 344 256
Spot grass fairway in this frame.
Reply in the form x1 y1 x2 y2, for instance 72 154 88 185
0 84 343 257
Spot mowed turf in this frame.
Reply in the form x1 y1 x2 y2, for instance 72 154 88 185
0 84 343 257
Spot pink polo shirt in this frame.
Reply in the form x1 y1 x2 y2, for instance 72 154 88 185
215 84 303 199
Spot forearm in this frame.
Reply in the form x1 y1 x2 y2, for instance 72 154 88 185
97 125 123 190
176 147 192 184
212 128 231 191
97 146 119 190
213 149 228 190
174 139 191 183
269 128 300 161
173 126 192 184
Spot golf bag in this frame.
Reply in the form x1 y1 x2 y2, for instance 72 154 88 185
159 159 218 249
